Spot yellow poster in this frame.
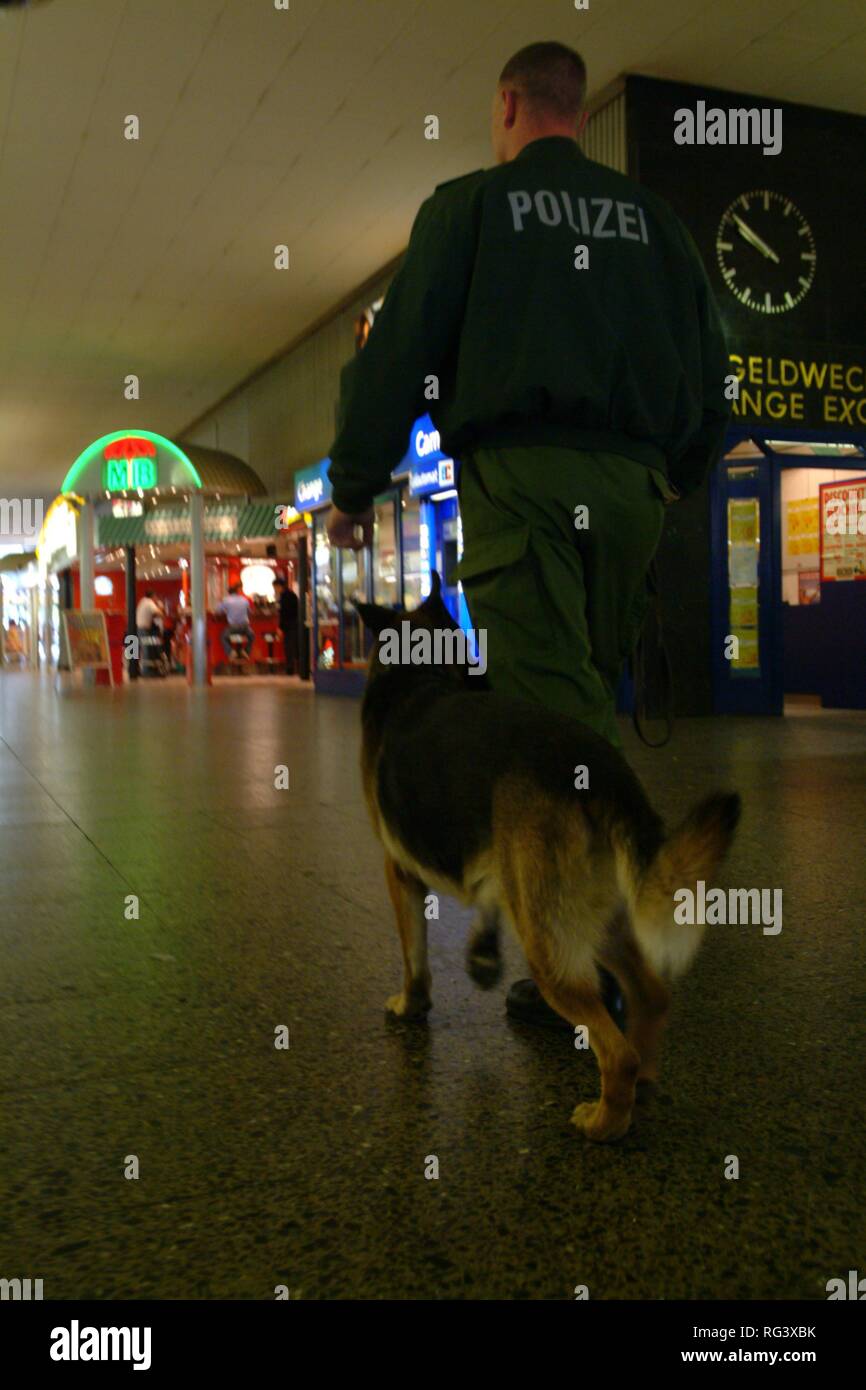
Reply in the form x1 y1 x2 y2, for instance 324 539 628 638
786 497 819 558
729 499 758 545
730 586 758 628
731 630 760 669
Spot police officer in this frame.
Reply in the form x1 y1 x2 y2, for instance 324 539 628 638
326 41 730 1026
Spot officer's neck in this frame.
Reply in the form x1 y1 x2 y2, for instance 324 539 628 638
506 127 579 161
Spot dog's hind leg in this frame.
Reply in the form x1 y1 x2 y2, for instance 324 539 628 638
598 908 671 1091
525 942 640 1142
466 905 502 988
383 853 432 1020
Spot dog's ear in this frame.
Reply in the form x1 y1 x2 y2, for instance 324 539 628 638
418 570 444 612
418 570 459 627
352 598 395 635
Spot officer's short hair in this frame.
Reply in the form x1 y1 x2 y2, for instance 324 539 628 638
498 42 587 122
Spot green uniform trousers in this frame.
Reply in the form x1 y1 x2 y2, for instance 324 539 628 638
453 446 669 748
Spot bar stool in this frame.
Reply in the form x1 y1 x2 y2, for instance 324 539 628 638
141 631 166 678
263 630 279 675
227 633 250 674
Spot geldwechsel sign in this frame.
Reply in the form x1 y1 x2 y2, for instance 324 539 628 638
726 350 865 429
626 77 866 432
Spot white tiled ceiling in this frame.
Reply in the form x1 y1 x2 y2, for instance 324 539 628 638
0 0 863 501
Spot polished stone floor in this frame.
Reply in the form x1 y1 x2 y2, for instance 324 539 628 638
0 668 864 1300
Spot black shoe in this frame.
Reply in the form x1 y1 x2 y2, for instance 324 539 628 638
505 971 627 1033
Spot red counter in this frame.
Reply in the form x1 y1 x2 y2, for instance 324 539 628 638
206 612 286 672
96 611 132 686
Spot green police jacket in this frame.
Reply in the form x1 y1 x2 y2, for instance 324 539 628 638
328 135 731 514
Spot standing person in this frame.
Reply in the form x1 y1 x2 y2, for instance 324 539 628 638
274 576 299 675
325 42 731 1026
217 583 255 663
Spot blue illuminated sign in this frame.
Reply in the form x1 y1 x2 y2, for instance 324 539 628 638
294 459 333 511
405 415 456 497
306 415 456 512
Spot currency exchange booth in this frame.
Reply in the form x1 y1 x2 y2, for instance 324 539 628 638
712 426 866 715
623 75 866 718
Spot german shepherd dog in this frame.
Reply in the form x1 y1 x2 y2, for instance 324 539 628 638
354 576 740 1142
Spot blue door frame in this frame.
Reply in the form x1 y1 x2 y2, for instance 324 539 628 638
711 424 866 715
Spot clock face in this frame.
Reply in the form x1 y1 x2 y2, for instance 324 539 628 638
716 190 816 315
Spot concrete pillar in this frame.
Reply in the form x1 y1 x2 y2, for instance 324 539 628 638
78 501 95 609
77 501 95 685
30 586 40 669
297 535 310 681
43 578 53 667
189 491 207 686
125 545 139 679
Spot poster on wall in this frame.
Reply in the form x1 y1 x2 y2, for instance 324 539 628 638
786 498 819 560
819 477 866 582
727 498 760 670
798 570 821 605
62 611 113 684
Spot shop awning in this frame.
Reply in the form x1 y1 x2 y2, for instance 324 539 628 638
97 498 283 548
179 445 267 497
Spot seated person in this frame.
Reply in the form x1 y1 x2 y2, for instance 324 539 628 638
5 619 25 664
135 590 166 674
217 583 255 661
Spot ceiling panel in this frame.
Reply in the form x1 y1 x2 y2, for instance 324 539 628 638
0 0 863 501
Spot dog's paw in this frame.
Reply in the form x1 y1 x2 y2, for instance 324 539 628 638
385 991 431 1021
570 1099 632 1143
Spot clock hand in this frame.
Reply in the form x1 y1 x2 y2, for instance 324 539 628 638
732 212 780 264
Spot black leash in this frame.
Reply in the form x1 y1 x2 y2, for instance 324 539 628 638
630 559 673 748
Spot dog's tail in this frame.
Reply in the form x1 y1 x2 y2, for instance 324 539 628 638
615 791 741 979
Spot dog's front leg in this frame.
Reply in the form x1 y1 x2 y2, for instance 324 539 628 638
528 952 639 1142
383 854 432 1020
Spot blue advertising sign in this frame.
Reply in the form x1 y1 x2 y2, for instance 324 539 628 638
405 415 456 497
305 416 456 512
294 459 332 511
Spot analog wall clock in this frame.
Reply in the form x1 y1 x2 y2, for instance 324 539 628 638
716 190 816 315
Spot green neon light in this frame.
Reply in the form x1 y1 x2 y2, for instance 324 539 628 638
102 456 158 492
61 430 203 495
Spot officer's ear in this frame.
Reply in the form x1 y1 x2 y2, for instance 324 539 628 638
352 599 396 635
